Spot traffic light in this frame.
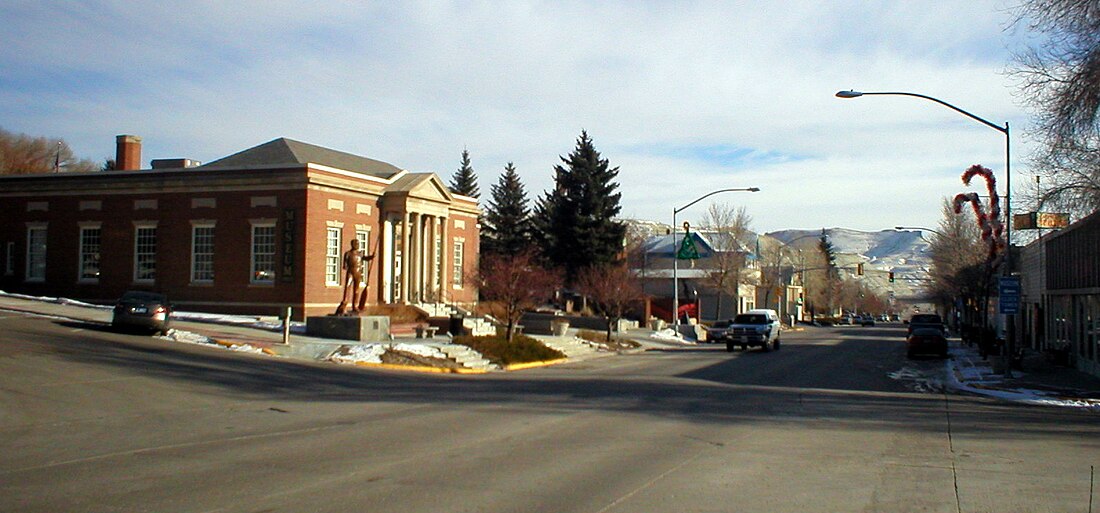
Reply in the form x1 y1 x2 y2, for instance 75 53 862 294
888 271 895 283
857 263 864 275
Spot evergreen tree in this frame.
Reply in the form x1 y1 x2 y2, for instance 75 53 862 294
533 130 626 284
483 162 532 256
448 149 480 198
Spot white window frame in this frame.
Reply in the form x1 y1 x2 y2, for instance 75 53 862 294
133 222 157 283
25 224 47 282
78 224 102 283
355 229 370 286
452 240 464 289
191 223 216 283
251 222 277 284
5 241 14 276
325 227 341 286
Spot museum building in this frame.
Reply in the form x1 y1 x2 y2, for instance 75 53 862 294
0 135 481 319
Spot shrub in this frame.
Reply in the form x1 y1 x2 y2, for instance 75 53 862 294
453 333 565 365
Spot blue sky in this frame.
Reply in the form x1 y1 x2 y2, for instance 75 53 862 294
0 1 1036 234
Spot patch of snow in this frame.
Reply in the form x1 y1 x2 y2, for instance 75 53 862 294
650 329 695 344
330 344 388 364
392 343 447 359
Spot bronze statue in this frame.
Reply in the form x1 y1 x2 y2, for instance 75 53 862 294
336 239 375 314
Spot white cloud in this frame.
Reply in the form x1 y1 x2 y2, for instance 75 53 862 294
0 0 1033 233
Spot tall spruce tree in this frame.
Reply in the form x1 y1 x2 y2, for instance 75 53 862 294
533 130 626 284
448 149 480 198
483 162 533 256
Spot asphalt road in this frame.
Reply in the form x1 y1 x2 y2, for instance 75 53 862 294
2 313 1098 513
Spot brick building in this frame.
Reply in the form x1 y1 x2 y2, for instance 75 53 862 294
0 135 481 319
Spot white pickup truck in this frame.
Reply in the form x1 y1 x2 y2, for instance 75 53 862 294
707 309 782 352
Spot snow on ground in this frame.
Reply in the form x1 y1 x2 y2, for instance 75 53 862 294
649 328 696 344
328 343 448 365
0 290 112 310
164 329 265 354
945 345 1100 411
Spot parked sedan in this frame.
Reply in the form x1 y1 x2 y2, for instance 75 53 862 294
906 327 948 358
112 291 172 334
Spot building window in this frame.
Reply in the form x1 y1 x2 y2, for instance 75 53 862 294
5 242 14 276
325 227 341 285
26 226 47 281
191 225 215 283
452 241 464 288
134 225 157 282
355 229 370 285
251 223 276 283
79 226 101 282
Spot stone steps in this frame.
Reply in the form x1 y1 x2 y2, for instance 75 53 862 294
439 343 497 371
538 336 600 359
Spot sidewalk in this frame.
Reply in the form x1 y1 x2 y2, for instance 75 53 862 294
947 340 1100 410
0 292 618 372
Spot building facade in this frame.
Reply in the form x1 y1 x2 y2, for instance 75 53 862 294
0 136 480 319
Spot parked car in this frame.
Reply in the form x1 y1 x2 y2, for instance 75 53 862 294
711 309 781 352
906 327 948 358
112 291 172 334
705 320 731 343
858 314 875 327
907 313 946 336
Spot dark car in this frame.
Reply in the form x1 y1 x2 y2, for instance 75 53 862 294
112 291 172 334
906 327 948 358
907 313 946 336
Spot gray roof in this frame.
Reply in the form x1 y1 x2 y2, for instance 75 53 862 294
200 138 404 179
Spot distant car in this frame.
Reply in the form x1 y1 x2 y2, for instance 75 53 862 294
112 291 172 334
837 315 853 325
859 314 875 327
906 327 948 358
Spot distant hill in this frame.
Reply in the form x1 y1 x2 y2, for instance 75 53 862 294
767 228 932 299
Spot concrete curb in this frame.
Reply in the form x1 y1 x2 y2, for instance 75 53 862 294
351 361 490 374
504 358 569 371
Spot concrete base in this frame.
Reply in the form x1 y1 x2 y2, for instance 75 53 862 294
306 315 390 341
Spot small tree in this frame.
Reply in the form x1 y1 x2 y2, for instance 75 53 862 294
476 250 560 342
575 263 644 341
700 204 755 318
482 162 532 256
448 149 480 198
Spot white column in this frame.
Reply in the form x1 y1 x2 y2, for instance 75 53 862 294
400 213 410 303
382 217 393 303
439 216 449 303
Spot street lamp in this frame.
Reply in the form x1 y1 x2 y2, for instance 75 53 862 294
839 89 1014 375
894 226 945 240
672 187 760 328
836 90 1011 266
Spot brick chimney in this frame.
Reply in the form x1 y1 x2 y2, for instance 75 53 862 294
115 135 142 171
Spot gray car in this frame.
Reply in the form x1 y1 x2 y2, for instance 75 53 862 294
112 291 172 334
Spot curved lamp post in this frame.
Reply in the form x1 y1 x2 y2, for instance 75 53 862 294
895 225 945 240
839 89 1013 375
672 187 760 327
836 90 1011 268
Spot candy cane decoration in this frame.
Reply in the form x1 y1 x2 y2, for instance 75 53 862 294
954 165 1006 265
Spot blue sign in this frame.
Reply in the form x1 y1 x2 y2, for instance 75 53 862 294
999 276 1021 314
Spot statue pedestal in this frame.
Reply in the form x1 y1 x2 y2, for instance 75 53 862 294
306 315 390 341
